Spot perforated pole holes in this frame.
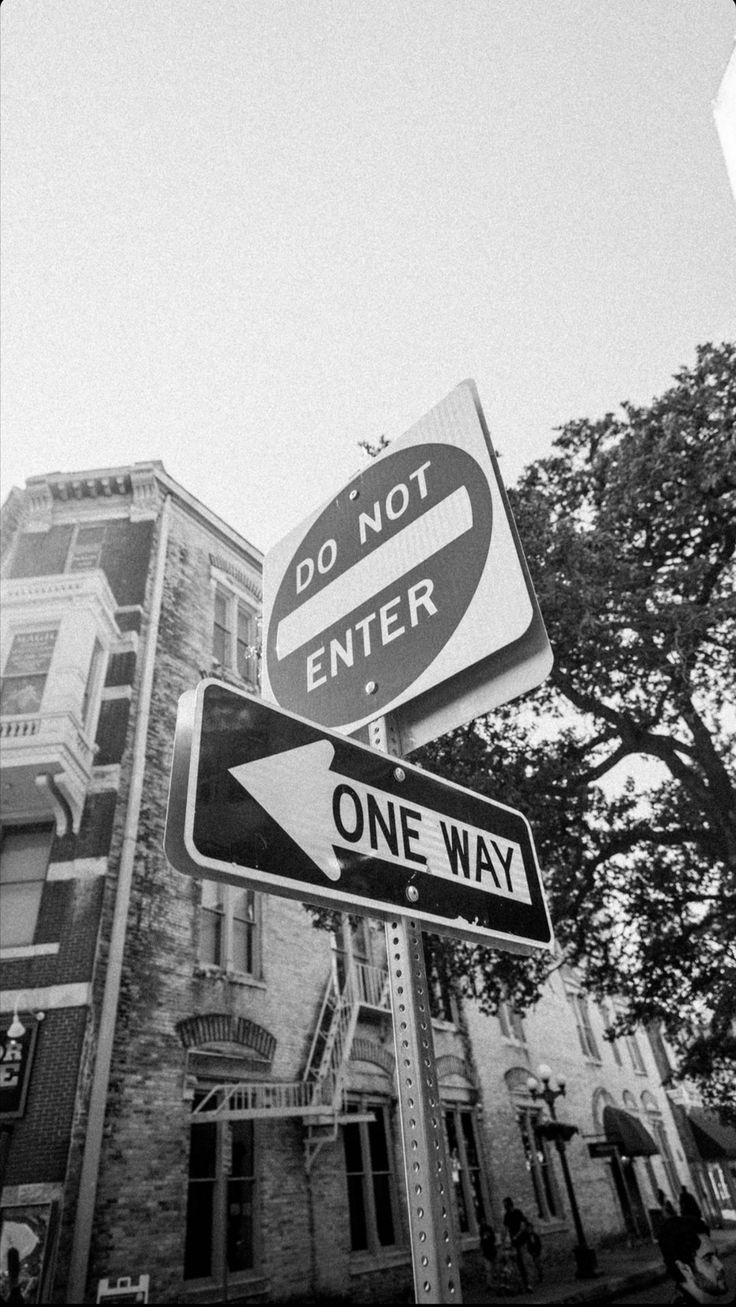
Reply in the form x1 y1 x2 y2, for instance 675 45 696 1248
388 914 459 1302
370 712 461 1304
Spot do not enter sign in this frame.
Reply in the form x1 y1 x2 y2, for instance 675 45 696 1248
263 381 552 750
267 442 492 728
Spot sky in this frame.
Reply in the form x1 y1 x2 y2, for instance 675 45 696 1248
1 1 734 557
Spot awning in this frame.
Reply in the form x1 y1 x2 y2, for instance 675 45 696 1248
688 1109 736 1161
602 1105 658 1157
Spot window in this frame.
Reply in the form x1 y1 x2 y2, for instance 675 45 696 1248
82 639 106 729
647 1116 679 1196
0 826 54 948
498 1000 526 1044
444 1106 487 1236
342 1100 398 1253
67 525 106 571
599 1003 623 1066
184 1107 256 1282
518 1107 561 1221
625 1031 646 1074
567 992 600 1061
0 630 58 716
423 935 456 1022
213 585 258 685
199 881 260 976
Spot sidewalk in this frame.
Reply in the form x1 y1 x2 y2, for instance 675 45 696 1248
461 1228 736 1305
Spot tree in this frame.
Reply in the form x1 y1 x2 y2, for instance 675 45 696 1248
415 341 736 1116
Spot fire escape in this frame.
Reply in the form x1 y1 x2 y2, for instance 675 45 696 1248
190 958 391 1170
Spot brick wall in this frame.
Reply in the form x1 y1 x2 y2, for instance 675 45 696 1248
2 1008 87 1186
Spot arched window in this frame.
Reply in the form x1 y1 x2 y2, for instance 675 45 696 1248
177 1013 276 1289
641 1092 679 1197
592 1088 614 1134
505 1069 562 1222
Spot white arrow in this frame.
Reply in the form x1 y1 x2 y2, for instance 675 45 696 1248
229 740 531 903
230 741 343 880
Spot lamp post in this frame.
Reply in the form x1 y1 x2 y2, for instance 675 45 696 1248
527 1064 598 1280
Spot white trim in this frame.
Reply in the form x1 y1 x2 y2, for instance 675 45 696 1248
89 765 121 792
0 942 60 959
100 685 133 701
0 982 91 1012
47 857 107 881
1 1183 64 1207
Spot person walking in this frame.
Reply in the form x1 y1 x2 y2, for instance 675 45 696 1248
525 1219 543 1283
503 1196 531 1293
658 1186 677 1218
479 1220 498 1292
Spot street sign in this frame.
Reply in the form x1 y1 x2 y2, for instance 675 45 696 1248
165 680 553 954
588 1142 617 1160
262 380 552 751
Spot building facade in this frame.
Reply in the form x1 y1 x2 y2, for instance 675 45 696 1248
1 462 732 1305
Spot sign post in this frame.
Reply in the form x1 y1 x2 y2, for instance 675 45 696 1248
166 381 555 1305
371 713 462 1304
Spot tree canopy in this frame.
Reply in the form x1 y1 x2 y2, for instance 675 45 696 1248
415 341 736 1115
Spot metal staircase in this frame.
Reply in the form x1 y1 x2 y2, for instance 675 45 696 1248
190 960 390 1169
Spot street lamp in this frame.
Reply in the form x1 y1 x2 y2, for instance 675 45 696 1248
527 1064 598 1280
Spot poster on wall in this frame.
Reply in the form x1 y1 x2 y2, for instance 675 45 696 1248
0 629 57 715
0 1204 59 1305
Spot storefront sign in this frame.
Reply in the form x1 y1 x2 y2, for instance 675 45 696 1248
0 1022 38 1120
588 1141 617 1159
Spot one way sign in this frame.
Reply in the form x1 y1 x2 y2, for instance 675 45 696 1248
165 681 553 954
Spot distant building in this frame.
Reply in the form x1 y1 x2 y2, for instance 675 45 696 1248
1 463 732 1304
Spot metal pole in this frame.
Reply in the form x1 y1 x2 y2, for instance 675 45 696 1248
546 1098 586 1249
546 1096 596 1277
555 1141 587 1249
370 716 462 1304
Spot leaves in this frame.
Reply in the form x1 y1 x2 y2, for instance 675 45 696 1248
416 342 736 1111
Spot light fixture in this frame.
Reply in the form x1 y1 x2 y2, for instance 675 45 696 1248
7 994 26 1041
6 996 45 1044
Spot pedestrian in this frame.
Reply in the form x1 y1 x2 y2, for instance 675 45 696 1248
658 1186 677 1218
680 1185 704 1222
525 1218 543 1282
479 1220 498 1291
658 1215 733 1305
503 1196 531 1292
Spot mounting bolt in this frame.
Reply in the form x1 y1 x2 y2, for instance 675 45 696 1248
406 884 419 903
394 766 406 782
365 681 378 695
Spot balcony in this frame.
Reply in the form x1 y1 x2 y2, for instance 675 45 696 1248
1 571 121 834
0 711 96 833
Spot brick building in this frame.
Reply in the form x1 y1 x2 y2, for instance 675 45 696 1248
1 462 731 1304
